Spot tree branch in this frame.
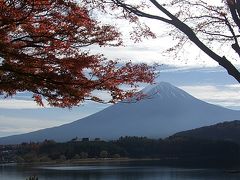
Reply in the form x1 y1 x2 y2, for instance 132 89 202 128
112 0 172 24
122 0 240 82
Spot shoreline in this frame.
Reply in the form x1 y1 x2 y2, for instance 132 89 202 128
2 158 240 170
0 158 163 166
23 158 163 166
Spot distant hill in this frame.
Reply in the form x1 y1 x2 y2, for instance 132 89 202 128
0 82 240 144
171 120 240 144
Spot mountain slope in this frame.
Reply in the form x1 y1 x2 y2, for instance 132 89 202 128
171 120 240 144
0 82 240 144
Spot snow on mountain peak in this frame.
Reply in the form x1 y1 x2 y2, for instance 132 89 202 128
142 82 193 99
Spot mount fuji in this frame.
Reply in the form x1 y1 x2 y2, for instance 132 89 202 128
0 82 240 144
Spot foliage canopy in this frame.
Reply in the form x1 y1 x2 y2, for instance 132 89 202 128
0 0 155 107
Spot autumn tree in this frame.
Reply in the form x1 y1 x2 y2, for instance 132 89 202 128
84 0 240 83
0 0 156 107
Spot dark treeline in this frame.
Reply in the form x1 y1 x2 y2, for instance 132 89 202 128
1 136 240 166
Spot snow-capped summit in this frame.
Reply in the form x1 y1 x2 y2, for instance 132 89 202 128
0 82 240 144
142 82 193 100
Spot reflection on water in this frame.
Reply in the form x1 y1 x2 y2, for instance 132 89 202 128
1 161 240 180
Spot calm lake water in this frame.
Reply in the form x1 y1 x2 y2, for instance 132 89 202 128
1 161 240 180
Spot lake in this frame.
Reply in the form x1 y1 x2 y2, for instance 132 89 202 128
1 161 240 180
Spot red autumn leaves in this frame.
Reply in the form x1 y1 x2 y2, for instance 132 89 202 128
0 0 155 107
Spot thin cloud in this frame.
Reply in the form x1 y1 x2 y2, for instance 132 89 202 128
0 115 63 137
180 84 240 110
0 99 51 109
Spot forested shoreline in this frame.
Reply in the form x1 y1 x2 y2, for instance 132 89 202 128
1 136 240 167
